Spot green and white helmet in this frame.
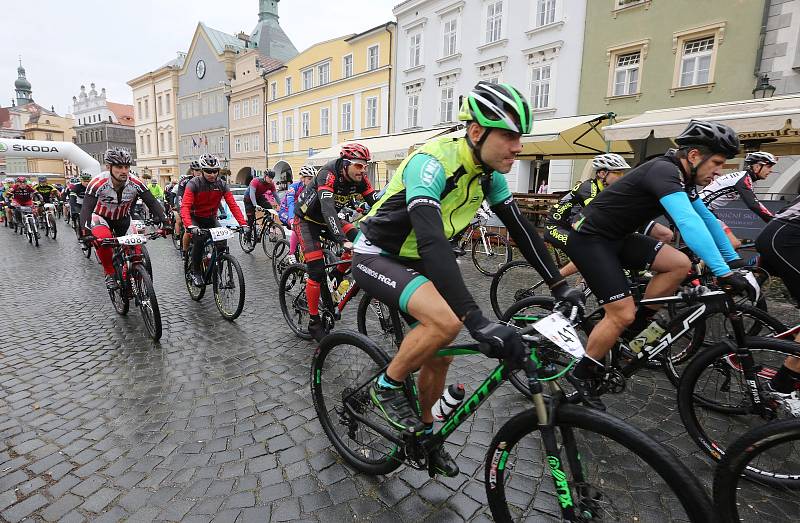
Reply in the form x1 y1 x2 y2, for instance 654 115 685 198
458 81 532 135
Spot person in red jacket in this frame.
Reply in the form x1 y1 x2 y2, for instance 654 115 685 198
181 154 248 286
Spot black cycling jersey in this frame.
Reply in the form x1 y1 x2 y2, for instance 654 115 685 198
575 154 696 240
547 178 603 230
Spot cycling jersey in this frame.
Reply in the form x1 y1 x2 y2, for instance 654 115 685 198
32 183 58 203
148 183 164 201
278 181 305 223
773 195 800 222
84 173 149 220
8 183 34 206
547 179 604 230
700 170 773 223
295 158 378 242
67 183 87 206
180 175 246 227
244 178 278 207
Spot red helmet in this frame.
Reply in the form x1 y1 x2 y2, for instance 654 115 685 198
340 143 371 162
15 176 27 184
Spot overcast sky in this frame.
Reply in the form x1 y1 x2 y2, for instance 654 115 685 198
0 0 398 115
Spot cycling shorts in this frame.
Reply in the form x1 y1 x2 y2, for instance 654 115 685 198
566 232 664 305
294 218 356 262
756 219 800 304
90 214 134 237
352 252 429 317
544 224 570 251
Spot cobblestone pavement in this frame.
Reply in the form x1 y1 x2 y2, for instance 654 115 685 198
0 226 796 522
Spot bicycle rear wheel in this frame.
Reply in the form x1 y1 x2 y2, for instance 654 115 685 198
213 253 246 321
133 265 162 340
239 227 257 253
485 404 713 522
678 336 800 486
489 261 545 319
279 263 312 339
356 294 405 354
184 248 206 301
713 419 800 522
271 239 291 285
311 330 405 475
471 231 511 277
109 266 129 315
262 221 285 258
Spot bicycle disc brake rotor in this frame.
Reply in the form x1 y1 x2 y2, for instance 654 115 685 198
601 369 626 394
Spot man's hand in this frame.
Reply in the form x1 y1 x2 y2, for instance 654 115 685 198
240 225 250 235
550 282 586 320
719 270 760 302
342 241 354 251
464 310 525 367
187 225 200 235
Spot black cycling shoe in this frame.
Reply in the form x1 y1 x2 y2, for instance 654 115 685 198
104 275 119 291
566 372 606 411
430 444 459 477
308 316 327 342
190 272 205 287
369 380 424 434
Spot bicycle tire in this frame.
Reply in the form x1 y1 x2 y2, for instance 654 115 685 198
141 245 153 281
356 293 405 353
109 265 129 315
485 404 714 522
133 265 162 341
239 228 257 253
184 249 206 301
471 231 512 277
489 260 545 319
279 263 312 339
271 239 291 285
713 419 800 521
213 253 246 321
262 221 285 258
48 213 57 239
678 336 800 486
172 226 182 252
311 330 405 475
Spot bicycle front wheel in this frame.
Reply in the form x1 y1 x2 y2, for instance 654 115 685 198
213 253 246 321
184 250 206 301
471 231 511 276
133 265 162 340
271 239 291 285
109 266 129 315
239 228 257 253
489 261 545 319
48 213 57 239
279 263 312 339
356 294 405 354
262 221 285 258
311 330 404 475
486 404 713 522
678 336 800 486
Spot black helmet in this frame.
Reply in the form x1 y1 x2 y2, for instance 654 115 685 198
675 120 740 159
104 147 132 166
264 169 276 179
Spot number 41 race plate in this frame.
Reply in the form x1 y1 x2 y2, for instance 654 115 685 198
532 313 585 358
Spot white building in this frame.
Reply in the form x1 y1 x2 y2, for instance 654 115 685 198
71 84 117 126
391 0 587 192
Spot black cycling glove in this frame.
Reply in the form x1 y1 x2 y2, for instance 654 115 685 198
550 281 586 319
719 270 760 302
464 310 525 367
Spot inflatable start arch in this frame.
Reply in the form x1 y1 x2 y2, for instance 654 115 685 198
0 137 101 175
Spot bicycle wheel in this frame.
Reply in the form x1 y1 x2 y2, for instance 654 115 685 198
239 228 257 253
471 231 511 277
489 261 546 319
48 213 57 239
172 225 182 252
184 248 206 301
82 240 92 259
485 404 713 522
678 336 800 486
279 263 312 339
713 419 800 522
133 265 162 341
109 266 129 315
356 294 405 354
311 330 405 475
40 213 50 238
141 245 153 281
262 221 285 258
271 239 291 285
213 253 246 321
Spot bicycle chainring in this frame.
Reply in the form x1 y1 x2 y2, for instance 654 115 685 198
600 369 626 394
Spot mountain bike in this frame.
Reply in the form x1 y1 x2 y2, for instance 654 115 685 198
33 200 58 240
450 206 511 276
15 205 40 246
239 207 285 257
87 222 167 341
184 225 246 321
311 321 713 521
713 418 800 522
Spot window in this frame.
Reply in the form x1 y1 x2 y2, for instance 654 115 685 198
616 0 646 8
409 33 422 68
536 0 556 27
285 116 294 140
343 54 353 78
440 87 454 123
270 81 277 100
243 134 251 153
144 98 150 119
302 69 313 90
139 136 145 152
159 132 165 151
46 132 53 141
252 97 260 116
301 111 310 137
341 102 352 131
530 64 551 109
165 92 171 114
613 52 640 96
407 94 419 128
367 45 379 71
234 136 242 153
285 77 292 95
252 133 260 152
234 102 241 120
270 120 278 142
168 131 173 151
317 62 330 85
320 107 330 135
218 136 224 153
442 18 458 57
366 97 378 128
137 100 142 120
146 135 152 154
242 99 250 118
486 1 503 43
680 36 714 87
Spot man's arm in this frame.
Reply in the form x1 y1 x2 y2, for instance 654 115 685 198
736 175 773 223
316 171 347 243
690 198 740 262
79 193 97 233
180 186 195 227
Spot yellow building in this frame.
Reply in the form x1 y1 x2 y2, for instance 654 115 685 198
24 111 77 180
265 22 396 184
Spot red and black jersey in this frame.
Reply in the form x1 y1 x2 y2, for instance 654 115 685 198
86 172 149 220
180 175 246 227
295 158 376 224
9 183 35 206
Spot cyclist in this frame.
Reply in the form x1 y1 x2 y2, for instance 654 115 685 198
294 143 380 341
8 176 36 225
565 120 759 410
66 174 90 227
146 175 165 202
278 165 315 262
174 161 202 255
545 153 674 278
243 169 279 239
0 177 12 224
164 180 176 213
80 148 165 290
32 176 59 204
352 82 584 476
181 154 248 286
755 196 800 411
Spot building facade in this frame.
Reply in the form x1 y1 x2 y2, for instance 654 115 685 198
392 0 587 192
265 23 396 183
23 111 78 179
127 53 184 183
72 84 136 167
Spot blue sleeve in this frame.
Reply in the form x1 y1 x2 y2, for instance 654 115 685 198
690 198 740 262
486 171 512 206
659 192 731 277
287 187 296 217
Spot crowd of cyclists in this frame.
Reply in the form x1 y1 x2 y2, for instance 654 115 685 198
2 79 799 519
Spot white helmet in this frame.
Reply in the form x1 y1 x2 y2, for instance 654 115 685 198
744 151 777 165
592 153 631 171
298 164 317 178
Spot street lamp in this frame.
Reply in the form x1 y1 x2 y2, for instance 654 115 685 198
752 73 776 99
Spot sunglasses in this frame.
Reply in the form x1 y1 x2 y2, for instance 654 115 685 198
203 169 220 174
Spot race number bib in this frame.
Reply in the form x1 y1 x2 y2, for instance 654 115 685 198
117 234 147 246
209 227 235 241
533 312 585 358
